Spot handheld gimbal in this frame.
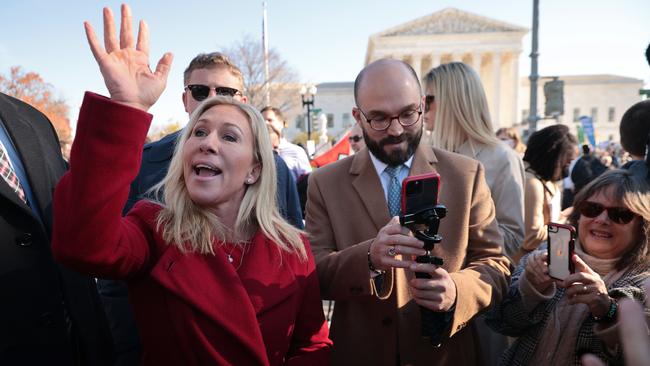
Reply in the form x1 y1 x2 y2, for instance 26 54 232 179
400 204 448 346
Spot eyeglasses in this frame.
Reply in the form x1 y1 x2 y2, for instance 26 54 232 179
424 95 435 112
356 105 423 131
184 84 243 101
577 201 637 224
348 135 363 143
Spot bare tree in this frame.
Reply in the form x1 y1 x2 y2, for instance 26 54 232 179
224 34 301 117
0 66 72 143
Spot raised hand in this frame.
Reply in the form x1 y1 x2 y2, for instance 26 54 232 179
85 4 173 111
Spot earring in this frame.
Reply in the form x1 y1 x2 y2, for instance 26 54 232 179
246 177 254 184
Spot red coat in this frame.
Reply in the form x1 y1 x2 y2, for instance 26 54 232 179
52 93 331 365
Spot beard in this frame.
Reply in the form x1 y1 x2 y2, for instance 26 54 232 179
363 126 422 166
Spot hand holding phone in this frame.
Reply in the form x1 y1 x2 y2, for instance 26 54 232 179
547 223 576 280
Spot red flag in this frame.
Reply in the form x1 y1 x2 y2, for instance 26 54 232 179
310 132 351 168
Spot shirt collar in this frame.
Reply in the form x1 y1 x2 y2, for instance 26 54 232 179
368 150 413 176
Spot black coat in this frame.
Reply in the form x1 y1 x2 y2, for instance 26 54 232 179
0 93 113 365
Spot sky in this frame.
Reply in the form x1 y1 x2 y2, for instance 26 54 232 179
2 0 649 133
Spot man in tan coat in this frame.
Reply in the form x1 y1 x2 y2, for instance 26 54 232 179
305 59 511 365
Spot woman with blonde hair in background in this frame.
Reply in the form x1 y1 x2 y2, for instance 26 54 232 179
423 62 525 259
51 5 331 365
423 61 525 366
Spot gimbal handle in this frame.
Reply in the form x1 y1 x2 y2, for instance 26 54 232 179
399 204 448 346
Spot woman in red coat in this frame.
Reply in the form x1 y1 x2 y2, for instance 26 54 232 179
52 5 331 365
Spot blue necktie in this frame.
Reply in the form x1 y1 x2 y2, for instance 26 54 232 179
384 165 401 217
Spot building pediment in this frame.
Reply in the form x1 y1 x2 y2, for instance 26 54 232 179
376 7 528 37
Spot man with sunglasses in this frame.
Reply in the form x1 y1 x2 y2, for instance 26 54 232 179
348 123 366 153
305 59 510 365
98 52 304 365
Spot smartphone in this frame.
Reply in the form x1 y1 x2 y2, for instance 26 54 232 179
400 172 440 217
400 173 442 278
547 222 576 280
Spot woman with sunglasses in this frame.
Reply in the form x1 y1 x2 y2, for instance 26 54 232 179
487 169 650 365
51 5 331 365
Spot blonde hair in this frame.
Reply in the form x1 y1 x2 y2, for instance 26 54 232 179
153 96 306 261
496 127 526 154
424 62 500 152
183 52 244 90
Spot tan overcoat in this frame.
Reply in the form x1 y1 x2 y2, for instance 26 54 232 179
306 144 511 366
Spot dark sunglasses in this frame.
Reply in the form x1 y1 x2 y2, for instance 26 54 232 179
577 201 637 224
424 95 435 112
348 135 363 143
185 84 242 101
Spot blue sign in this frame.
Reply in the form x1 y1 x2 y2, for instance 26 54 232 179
579 116 596 147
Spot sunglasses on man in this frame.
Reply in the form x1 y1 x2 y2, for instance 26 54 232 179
577 201 637 225
348 135 363 143
185 84 243 101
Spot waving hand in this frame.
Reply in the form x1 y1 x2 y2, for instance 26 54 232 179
85 4 173 111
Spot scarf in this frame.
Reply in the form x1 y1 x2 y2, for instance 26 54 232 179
527 241 622 365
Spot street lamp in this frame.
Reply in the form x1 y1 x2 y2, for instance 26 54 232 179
300 84 317 141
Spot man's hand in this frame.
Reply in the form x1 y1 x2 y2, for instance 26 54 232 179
84 4 173 111
369 216 426 271
408 263 457 312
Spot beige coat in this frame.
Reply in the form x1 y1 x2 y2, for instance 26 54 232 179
456 141 525 260
517 168 561 263
306 144 511 366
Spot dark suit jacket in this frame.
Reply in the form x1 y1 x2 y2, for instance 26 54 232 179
99 113 304 365
0 93 113 365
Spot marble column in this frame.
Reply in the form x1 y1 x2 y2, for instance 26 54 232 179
471 52 482 72
411 54 422 80
430 53 441 69
491 52 502 124
508 53 520 126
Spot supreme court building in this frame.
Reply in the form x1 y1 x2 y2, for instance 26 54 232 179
286 8 644 145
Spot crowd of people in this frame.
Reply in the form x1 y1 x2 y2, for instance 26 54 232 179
1 4 649 366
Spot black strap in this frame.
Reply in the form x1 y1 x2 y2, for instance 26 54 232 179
526 167 553 196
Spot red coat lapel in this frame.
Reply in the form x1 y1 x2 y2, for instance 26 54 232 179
237 233 300 317
149 242 269 364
